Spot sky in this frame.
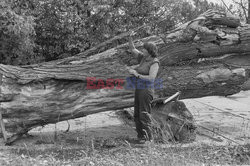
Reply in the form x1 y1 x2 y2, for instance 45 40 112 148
207 0 248 11
207 0 234 9
207 0 233 4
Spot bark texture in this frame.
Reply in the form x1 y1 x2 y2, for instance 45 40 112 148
248 0 250 24
0 10 250 144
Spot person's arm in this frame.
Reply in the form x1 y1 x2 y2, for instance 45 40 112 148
128 63 159 80
129 36 142 55
128 31 144 60
130 64 140 69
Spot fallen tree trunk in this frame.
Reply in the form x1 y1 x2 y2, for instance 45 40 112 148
0 10 250 144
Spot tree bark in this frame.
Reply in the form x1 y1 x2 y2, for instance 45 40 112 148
248 0 250 24
0 10 250 144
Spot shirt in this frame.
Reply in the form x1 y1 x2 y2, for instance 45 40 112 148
135 53 160 75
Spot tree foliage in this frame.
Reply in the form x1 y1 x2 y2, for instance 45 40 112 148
0 0 36 65
224 0 250 23
0 0 226 65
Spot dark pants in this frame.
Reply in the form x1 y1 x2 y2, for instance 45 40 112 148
134 88 154 140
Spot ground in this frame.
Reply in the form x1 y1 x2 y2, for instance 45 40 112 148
0 91 250 166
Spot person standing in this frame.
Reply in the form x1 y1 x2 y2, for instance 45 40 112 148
127 31 160 143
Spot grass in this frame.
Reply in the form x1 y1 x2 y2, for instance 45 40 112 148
1 135 250 166
1 110 250 166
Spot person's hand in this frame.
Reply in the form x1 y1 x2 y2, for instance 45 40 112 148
128 68 138 77
125 66 131 70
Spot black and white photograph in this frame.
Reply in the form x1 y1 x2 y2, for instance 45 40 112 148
0 0 250 165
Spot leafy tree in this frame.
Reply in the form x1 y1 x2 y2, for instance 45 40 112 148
31 0 162 61
0 0 36 65
153 0 225 34
227 0 249 22
0 0 226 65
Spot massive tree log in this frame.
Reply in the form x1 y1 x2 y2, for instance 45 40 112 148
0 10 250 144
